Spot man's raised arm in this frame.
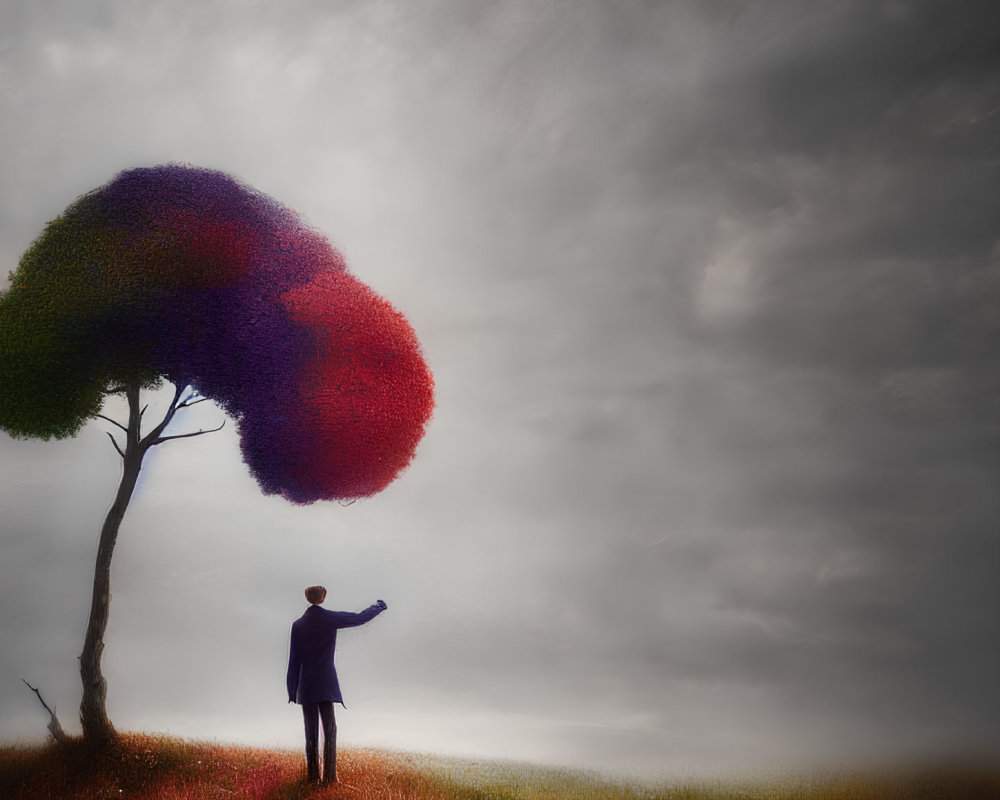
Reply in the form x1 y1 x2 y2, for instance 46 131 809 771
325 599 388 629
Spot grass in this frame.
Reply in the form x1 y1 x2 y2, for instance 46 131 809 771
0 733 998 800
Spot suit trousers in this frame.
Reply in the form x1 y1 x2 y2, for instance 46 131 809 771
302 701 337 783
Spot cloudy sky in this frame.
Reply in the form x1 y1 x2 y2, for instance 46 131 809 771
1 0 999 779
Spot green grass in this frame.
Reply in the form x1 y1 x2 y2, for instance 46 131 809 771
0 732 997 799
419 754 1000 800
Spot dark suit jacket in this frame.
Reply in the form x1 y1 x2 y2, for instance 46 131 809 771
287 602 384 705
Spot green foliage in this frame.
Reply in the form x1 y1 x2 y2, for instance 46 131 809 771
0 199 160 440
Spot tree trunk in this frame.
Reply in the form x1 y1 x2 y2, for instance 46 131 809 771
79 383 144 743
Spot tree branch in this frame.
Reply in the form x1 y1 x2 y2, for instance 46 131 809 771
176 396 210 409
139 384 184 451
154 420 226 444
22 679 68 744
96 414 128 434
178 387 204 405
106 432 126 460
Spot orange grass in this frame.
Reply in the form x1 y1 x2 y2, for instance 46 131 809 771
0 732 454 800
1 733 998 800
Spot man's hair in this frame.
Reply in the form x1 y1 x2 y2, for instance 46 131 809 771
305 585 327 604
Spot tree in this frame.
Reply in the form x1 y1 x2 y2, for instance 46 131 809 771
0 165 434 743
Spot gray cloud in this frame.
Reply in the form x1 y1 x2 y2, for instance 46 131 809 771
1 0 998 777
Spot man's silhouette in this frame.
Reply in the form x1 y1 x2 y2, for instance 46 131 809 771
287 585 387 784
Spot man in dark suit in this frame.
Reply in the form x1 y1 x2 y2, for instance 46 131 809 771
287 585 387 784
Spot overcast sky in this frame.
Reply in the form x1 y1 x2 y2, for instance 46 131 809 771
1 0 999 779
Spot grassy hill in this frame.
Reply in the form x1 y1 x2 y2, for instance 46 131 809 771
1 732 998 800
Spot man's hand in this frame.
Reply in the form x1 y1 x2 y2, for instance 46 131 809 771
376 599 388 611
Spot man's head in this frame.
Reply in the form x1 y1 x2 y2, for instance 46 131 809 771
305 585 327 605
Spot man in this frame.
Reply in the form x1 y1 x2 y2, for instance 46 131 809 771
287 585 387 784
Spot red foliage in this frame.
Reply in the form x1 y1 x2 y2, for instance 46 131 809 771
282 270 435 500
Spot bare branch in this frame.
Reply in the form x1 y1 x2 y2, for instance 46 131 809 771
170 386 187 416
22 679 68 744
22 679 54 714
154 419 226 445
178 386 201 406
106 432 126 459
168 382 185 411
96 414 128 434
139 384 184 450
177 396 210 409
140 404 148 419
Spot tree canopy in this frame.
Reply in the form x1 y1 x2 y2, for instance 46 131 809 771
0 165 434 502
